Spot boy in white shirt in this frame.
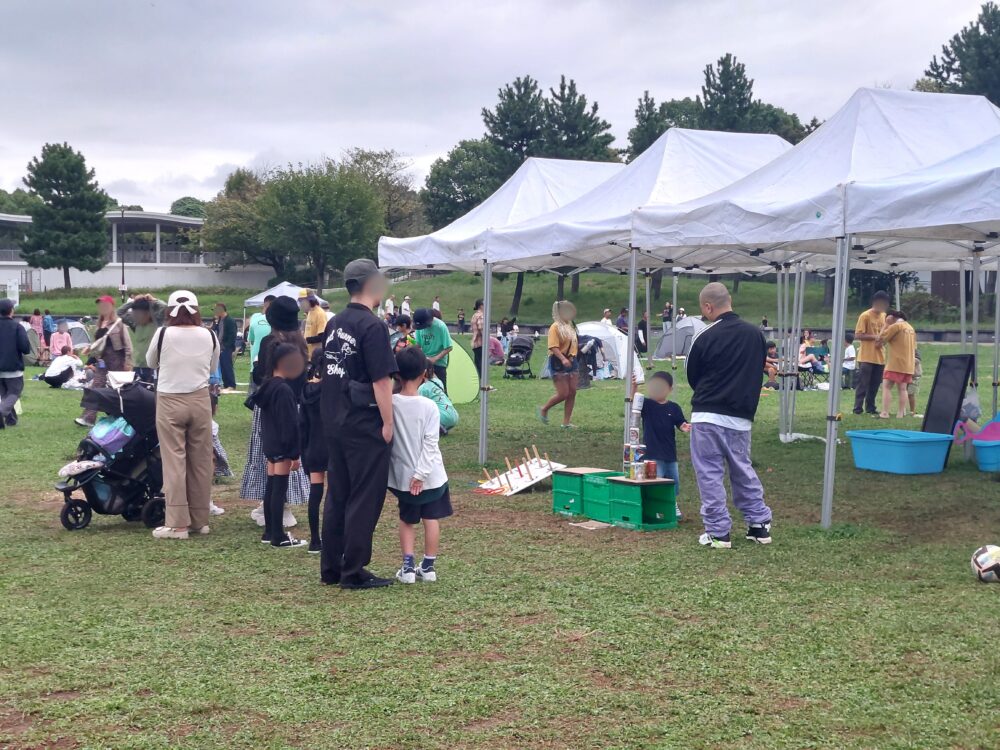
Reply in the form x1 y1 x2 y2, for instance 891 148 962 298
842 333 857 389
389 346 452 584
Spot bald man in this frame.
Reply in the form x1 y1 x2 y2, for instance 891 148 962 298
685 282 772 549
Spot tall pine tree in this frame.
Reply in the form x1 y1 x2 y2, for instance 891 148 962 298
926 2 1000 105
21 143 109 289
699 53 755 131
482 75 548 166
542 76 617 160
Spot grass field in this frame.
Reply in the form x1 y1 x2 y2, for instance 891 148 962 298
17 272 967 331
2 340 999 749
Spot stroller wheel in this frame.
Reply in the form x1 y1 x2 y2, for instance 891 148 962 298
141 496 166 529
121 504 143 522
60 499 92 530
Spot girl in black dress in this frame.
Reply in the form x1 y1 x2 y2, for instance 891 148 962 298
300 347 327 553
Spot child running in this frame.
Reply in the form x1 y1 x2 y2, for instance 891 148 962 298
389 346 452 584
633 371 690 518
251 342 308 548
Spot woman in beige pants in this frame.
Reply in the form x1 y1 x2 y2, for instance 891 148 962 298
146 290 220 540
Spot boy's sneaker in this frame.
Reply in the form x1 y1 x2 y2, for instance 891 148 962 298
698 532 731 549
272 534 307 549
416 566 437 582
746 522 772 544
189 525 210 535
308 540 322 554
396 567 416 584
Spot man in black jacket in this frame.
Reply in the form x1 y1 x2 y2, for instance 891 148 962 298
0 298 31 429
686 283 772 549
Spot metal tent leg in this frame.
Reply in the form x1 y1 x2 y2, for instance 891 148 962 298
645 272 652 370
893 274 901 310
993 257 1000 416
671 270 679 370
821 236 852 529
959 260 967 353
477 264 493 465
972 248 981 386
622 248 639 449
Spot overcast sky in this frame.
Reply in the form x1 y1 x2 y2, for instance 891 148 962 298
0 0 984 211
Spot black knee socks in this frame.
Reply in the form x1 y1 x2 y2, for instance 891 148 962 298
262 475 275 541
308 482 323 545
268 474 290 546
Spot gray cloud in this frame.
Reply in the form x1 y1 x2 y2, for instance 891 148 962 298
0 0 984 210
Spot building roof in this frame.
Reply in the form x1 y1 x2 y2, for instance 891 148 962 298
0 209 203 231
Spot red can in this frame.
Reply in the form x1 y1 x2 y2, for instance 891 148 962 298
644 460 657 479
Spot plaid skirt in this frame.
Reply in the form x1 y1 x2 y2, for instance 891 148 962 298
239 406 309 504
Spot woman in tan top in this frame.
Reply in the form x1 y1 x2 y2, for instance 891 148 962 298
878 309 916 419
538 300 579 428
470 298 485 376
76 295 132 427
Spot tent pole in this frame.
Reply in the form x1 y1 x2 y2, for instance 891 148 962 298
959 260 967 353
789 262 806 438
972 247 982 386
993 256 1000 416
671 270 679 371
622 248 639 451
821 236 852 529
782 264 793 440
893 274 901 310
776 266 785 438
477 263 493 465
644 272 652 370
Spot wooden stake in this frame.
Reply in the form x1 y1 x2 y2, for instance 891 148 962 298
544 452 553 471
524 447 533 465
494 469 508 492
483 467 493 483
505 456 514 476
522 459 534 480
532 444 541 462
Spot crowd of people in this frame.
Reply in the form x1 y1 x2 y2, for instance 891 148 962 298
1 272 934 573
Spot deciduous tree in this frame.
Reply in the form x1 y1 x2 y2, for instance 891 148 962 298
169 196 207 218
422 139 515 230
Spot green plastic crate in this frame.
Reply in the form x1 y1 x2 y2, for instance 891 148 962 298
608 478 677 531
553 469 620 517
581 471 624 523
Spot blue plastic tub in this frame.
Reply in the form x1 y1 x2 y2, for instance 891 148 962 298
845 429 953 475
972 440 1000 472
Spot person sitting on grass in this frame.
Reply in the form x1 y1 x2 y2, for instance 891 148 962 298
878 309 916 419
418 362 459 435
632 371 690 518
763 341 780 388
389 346 452 585
251 342 308 548
43 346 82 388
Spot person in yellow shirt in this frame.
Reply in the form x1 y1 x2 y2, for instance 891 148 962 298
300 290 328 357
852 290 890 415
878 310 917 419
538 300 579 428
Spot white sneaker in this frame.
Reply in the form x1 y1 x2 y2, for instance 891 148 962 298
282 509 297 528
396 567 416 584
698 532 732 549
675 504 682 520
189 525 211 535
74 418 93 428
250 503 265 527
152 526 189 540
415 567 437 582
209 503 225 516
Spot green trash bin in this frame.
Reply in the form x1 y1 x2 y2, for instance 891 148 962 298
553 468 619 517
608 476 677 531
581 472 624 523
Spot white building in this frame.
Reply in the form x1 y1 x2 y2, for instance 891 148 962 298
0 210 272 291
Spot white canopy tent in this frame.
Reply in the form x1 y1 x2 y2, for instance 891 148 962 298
244 281 314 307
630 88 1000 528
378 156 624 463
378 157 623 272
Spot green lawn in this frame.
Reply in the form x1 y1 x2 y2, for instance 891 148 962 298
18 273 978 330
1 342 999 749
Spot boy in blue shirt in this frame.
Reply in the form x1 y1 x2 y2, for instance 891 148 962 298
633 371 690 517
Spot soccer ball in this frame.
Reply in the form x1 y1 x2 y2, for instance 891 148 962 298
970 545 1000 583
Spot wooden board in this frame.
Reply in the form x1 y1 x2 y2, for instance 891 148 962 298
608 476 675 485
476 457 567 496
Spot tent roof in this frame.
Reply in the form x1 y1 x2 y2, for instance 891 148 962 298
631 88 1000 263
244 281 313 307
377 157 623 271
486 128 791 271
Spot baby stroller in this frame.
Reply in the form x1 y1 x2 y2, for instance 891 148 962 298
504 335 535 379
57 382 165 531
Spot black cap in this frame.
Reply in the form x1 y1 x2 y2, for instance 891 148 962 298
412 308 434 330
265 296 300 332
0 298 13 316
343 258 382 293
